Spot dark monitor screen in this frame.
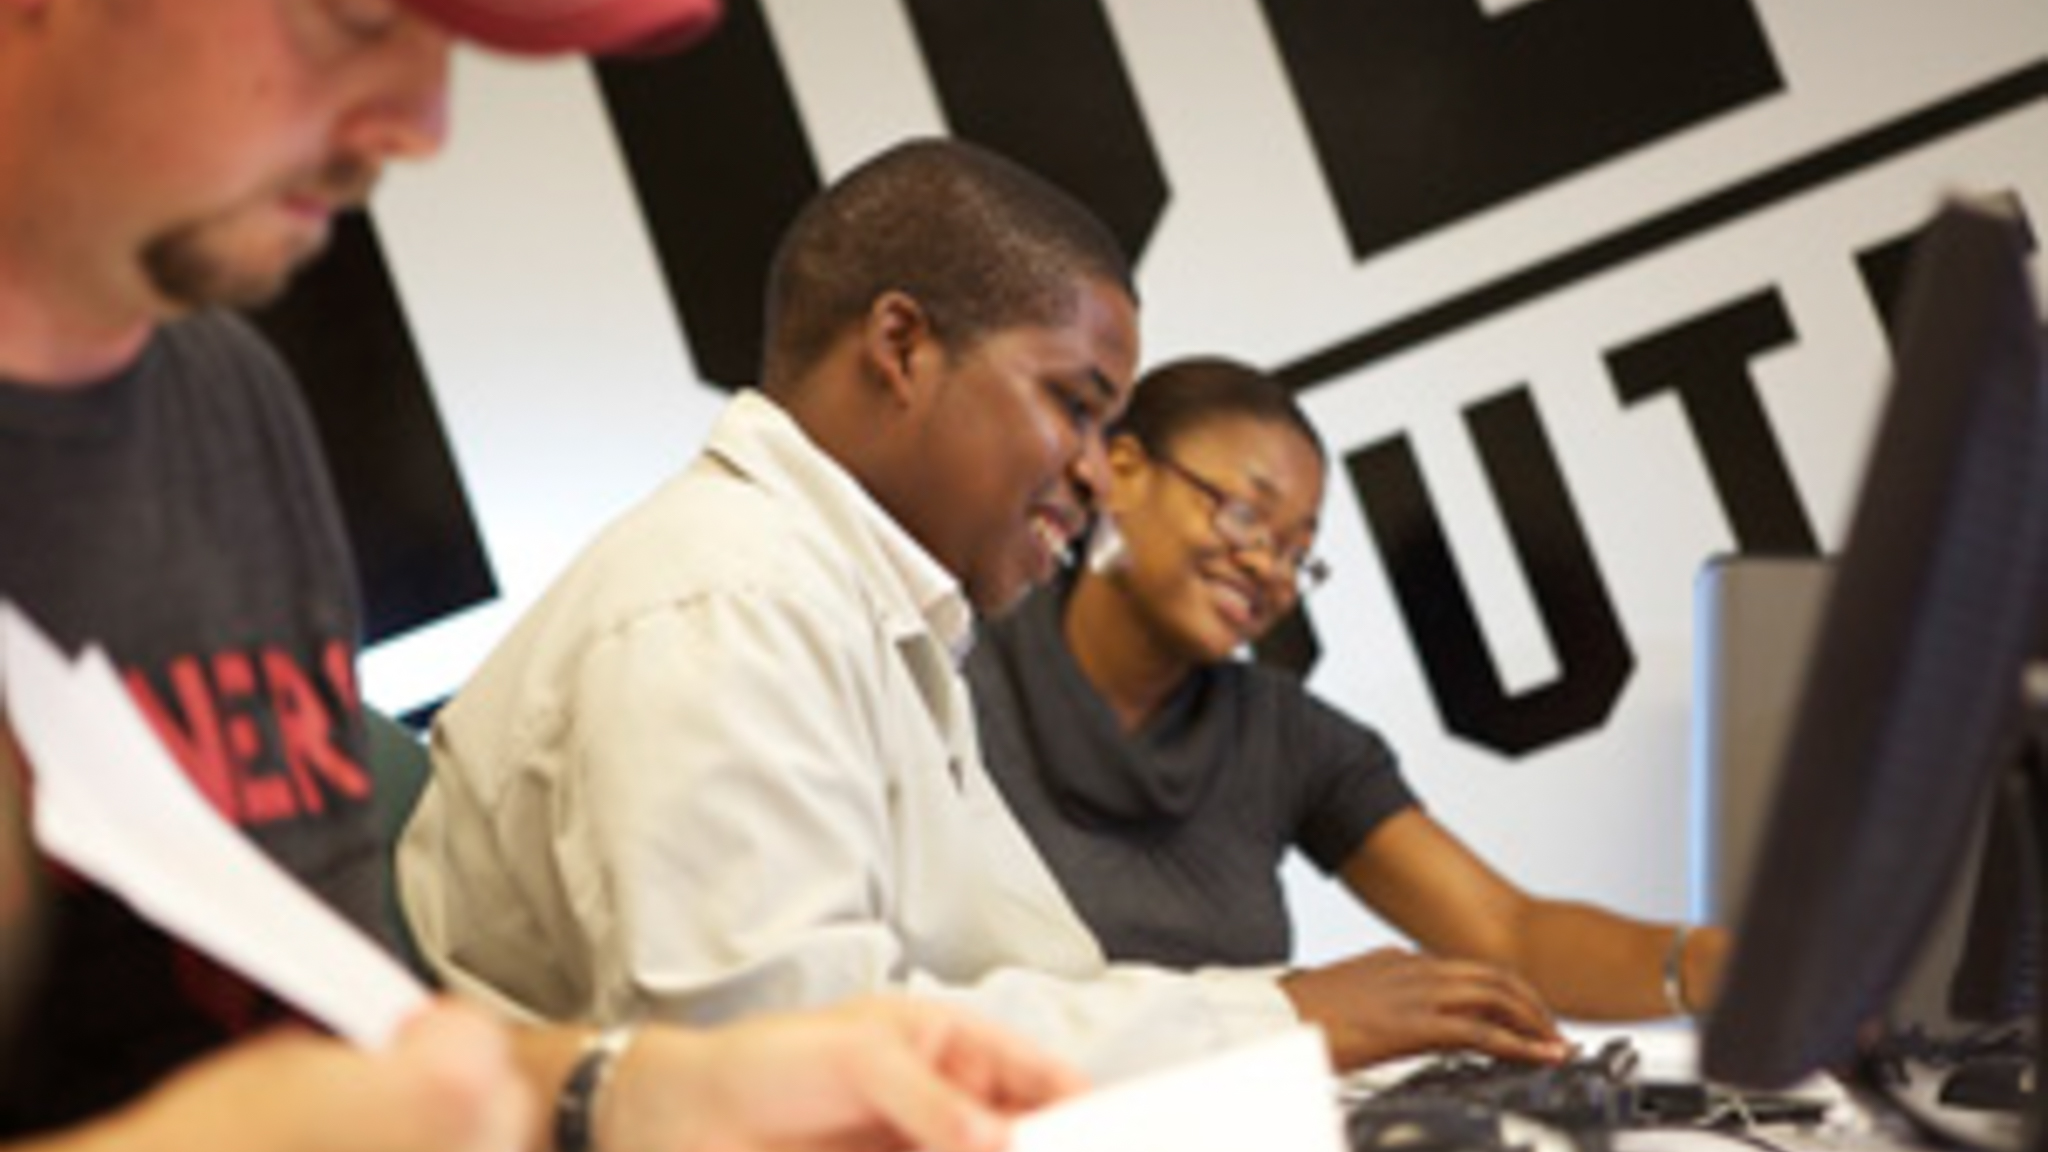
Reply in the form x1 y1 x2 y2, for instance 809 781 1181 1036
1700 198 2048 1090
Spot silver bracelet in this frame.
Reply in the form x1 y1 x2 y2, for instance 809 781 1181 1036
555 1024 640 1152
1662 925 1695 1017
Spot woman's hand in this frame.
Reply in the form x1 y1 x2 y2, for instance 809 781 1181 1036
1280 947 1571 1071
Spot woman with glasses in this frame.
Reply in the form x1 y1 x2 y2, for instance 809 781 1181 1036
968 357 1727 1058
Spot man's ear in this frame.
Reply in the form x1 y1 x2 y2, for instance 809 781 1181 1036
860 290 938 409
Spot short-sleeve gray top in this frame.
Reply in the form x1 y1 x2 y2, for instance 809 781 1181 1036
967 578 1415 967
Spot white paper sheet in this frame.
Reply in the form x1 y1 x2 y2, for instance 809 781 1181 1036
0 602 427 1048
1011 1027 1346 1152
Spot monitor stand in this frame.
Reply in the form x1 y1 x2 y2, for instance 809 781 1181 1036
1873 659 2048 1152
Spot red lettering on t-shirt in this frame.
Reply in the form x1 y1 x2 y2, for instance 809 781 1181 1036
122 641 367 831
265 647 368 809
213 651 299 824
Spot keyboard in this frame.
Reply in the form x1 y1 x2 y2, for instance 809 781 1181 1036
1362 1039 1640 1126
1345 1037 1832 1152
1867 1022 2036 1114
1860 1023 2035 1149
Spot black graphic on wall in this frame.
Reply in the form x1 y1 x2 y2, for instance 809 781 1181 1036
253 215 497 645
1346 388 1633 756
598 0 820 391
1260 0 1783 263
1279 60 2048 392
285 0 2041 733
902 0 1166 260
1608 291 1815 555
599 0 1164 392
1268 66 2045 728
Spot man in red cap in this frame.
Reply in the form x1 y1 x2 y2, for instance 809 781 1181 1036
0 2 1081 1151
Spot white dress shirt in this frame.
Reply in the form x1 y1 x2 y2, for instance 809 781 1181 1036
398 390 1296 1080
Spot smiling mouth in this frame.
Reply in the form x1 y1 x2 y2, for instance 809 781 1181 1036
1208 575 1266 633
1031 511 1076 568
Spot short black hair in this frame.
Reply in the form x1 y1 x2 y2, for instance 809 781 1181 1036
761 137 1136 387
1114 356 1325 461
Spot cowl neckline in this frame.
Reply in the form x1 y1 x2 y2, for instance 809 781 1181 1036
989 575 1237 829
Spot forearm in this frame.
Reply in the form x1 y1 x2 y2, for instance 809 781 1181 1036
1510 902 1728 1021
15 1017 521 1152
513 1023 707 1152
1344 814 1730 1023
909 961 1297 1082
7 1113 152 1152
512 1025 589 1152
609 924 1292 1086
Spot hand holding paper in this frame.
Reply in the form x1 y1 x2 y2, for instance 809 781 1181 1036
0 601 427 1048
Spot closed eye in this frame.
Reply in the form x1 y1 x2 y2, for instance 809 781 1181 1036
1047 381 1102 438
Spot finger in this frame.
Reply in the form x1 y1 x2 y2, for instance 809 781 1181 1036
933 1012 1088 1111
854 995 1086 1112
1475 984 1562 1045
847 1035 1013 1152
1424 963 1562 1043
1446 1017 1573 1065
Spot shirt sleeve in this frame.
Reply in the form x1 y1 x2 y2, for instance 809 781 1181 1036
558 589 1300 1081
1275 675 1418 875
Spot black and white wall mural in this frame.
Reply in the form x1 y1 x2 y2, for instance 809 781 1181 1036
257 0 2048 961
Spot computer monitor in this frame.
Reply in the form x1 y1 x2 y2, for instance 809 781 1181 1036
1700 198 2048 1094
1694 552 2039 1038
1946 776 2042 1028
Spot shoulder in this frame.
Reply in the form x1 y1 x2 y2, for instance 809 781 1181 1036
1230 660 1395 764
148 311 319 441
509 459 891 674
607 461 862 603
443 470 899 771
155 310 295 391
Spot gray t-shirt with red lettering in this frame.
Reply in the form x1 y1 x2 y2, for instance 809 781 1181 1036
0 310 375 1133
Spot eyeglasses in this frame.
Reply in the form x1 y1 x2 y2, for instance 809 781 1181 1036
1147 451 1331 595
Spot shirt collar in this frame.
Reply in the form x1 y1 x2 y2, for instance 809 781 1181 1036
706 390 977 664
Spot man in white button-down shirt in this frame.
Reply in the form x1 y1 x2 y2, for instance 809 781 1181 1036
402 137 1565 1083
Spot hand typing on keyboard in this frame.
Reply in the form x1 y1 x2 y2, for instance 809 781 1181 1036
1281 947 1574 1070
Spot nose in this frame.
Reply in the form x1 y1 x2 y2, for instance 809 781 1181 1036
1233 538 1283 582
339 16 455 163
1228 531 1305 599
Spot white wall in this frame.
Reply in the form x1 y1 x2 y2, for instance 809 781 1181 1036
363 1 2048 965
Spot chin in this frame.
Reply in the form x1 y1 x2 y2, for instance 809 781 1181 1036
147 254 297 312
144 219 324 312
1170 614 1240 665
966 571 1032 619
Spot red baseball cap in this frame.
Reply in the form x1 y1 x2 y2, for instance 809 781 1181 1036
401 0 724 56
